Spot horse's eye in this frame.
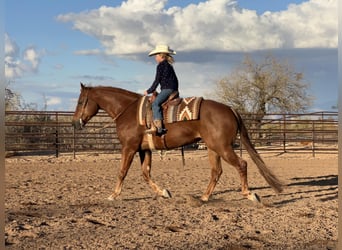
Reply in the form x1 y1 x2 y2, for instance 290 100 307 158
78 101 83 105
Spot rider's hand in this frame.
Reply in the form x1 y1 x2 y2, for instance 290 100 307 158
144 90 148 96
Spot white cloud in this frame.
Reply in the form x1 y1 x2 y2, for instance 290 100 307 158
5 33 19 56
23 47 41 71
74 49 102 55
5 33 24 79
47 96 62 106
267 0 337 48
57 0 337 56
5 33 43 79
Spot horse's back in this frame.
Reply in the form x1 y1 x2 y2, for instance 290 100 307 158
198 99 239 147
200 99 238 124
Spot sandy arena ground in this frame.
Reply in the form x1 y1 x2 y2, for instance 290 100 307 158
5 150 338 249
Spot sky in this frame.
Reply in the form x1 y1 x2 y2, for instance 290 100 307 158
4 0 338 112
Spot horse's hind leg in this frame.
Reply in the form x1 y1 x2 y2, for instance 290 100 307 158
140 150 171 198
201 149 223 202
221 147 250 196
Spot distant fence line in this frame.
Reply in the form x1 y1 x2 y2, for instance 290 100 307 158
5 110 338 158
5 111 119 158
236 111 338 157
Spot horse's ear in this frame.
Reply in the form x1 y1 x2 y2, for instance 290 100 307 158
80 82 85 89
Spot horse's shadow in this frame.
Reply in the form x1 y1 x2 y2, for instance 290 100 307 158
288 174 337 187
212 175 338 207
270 175 337 206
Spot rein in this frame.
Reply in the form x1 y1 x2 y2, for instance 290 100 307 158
90 97 139 132
112 98 138 121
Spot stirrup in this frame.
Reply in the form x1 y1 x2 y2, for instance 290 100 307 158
157 128 167 135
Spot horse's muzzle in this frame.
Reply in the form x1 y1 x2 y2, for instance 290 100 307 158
72 119 84 130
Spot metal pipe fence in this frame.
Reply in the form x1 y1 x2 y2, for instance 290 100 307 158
5 110 338 157
5 111 120 157
236 112 338 156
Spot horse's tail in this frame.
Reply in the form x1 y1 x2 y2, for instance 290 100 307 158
233 109 284 193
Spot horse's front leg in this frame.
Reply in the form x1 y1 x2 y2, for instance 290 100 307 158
139 150 171 198
107 148 136 200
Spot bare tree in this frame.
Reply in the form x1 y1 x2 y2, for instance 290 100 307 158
211 54 314 117
5 80 44 111
5 87 21 111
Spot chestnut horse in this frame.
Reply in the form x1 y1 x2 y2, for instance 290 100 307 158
72 83 283 202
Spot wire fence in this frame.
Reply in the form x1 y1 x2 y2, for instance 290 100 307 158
5 110 338 158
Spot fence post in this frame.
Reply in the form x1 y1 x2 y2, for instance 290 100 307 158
312 120 315 157
55 112 59 158
55 129 59 157
321 112 325 143
282 114 286 153
73 126 76 159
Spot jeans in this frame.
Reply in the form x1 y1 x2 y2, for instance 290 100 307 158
152 89 174 120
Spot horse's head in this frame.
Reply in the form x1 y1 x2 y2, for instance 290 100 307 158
72 83 99 130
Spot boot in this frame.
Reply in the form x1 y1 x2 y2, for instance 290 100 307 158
145 120 167 135
154 120 166 134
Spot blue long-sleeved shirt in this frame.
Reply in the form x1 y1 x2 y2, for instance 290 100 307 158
146 60 178 94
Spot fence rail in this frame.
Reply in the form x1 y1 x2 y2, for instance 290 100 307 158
5 110 338 157
5 111 119 157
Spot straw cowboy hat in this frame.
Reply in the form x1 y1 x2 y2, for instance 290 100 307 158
148 44 176 56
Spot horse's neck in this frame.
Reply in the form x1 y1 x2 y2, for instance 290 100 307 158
92 88 139 118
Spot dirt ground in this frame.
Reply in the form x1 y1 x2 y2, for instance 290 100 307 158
5 150 338 249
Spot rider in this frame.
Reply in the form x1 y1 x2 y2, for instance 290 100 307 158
144 44 179 134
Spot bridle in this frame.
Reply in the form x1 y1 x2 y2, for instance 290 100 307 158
78 88 90 129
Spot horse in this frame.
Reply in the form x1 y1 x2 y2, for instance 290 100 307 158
72 83 283 202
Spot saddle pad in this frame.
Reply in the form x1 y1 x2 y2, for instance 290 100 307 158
137 96 203 125
164 97 202 123
137 96 150 126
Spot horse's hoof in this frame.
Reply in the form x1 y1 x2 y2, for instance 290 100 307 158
200 196 209 202
107 195 115 201
188 195 205 207
162 189 172 198
247 193 261 203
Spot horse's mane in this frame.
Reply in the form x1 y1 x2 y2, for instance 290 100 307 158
84 84 141 98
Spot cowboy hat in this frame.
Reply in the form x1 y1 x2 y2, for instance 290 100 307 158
148 44 176 56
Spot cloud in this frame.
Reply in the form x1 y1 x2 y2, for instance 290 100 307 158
57 0 337 57
54 64 64 70
75 75 116 82
74 49 102 56
5 33 43 79
265 0 337 48
46 96 62 106
5 33 19 56
5 33 25 79
23 47 41 71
